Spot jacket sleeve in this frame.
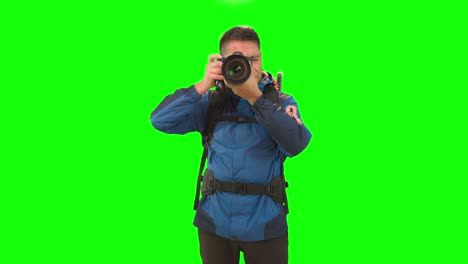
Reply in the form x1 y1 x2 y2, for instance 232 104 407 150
251 95 312 157
150 86 208 134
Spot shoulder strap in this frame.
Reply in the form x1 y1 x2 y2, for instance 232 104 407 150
203 84 284 144
202 90 223 145
195 90 223 210
193 143 208 210
262 84 290 213
280 154 289 214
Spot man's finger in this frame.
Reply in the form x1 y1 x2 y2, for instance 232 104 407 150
210 68 222 75
209 73 224 80
209 54 223 62
209 61 223 68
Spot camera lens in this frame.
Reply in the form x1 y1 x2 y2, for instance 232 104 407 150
228 64 243 77
222 53 251 85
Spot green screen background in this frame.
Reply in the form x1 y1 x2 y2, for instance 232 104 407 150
2 0 466 263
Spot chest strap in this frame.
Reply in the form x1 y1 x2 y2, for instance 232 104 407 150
201 170 287 205
214 116 258 123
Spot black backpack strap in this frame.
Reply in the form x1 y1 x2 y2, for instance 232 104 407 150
202 170 286 204
195 90 220 210
216 116 257 123
279 154 289 214
264 82 289 213
263 80 290 213
202 90 223 145
194 143 208 210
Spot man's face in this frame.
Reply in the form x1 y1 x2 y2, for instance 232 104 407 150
221 40 262 82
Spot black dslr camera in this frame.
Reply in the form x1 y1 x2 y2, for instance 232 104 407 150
216 51 252 91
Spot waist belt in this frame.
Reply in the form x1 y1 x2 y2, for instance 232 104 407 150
201 170 287 205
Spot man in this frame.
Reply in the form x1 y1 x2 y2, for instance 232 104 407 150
150 26 311 264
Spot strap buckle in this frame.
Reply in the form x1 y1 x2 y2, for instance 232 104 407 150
208 178 216 189
235 182 248 194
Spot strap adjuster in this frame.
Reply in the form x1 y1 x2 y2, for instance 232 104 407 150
267 184 275 195
235 182 248 194
236 117 247 122
209 178 216 189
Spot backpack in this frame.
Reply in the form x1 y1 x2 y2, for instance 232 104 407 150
193 73 290 214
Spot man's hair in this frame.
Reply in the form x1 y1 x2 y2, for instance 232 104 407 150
219 26 260 53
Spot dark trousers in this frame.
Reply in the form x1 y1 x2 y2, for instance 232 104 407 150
198 229 288 264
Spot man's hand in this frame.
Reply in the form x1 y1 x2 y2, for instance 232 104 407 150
194 54 224 95
225 66 262 105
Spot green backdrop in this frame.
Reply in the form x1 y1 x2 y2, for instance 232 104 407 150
2 0 466 263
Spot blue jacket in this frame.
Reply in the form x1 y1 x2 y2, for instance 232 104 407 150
150 76 311 241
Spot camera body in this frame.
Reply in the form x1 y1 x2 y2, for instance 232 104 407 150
216 51 252 91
